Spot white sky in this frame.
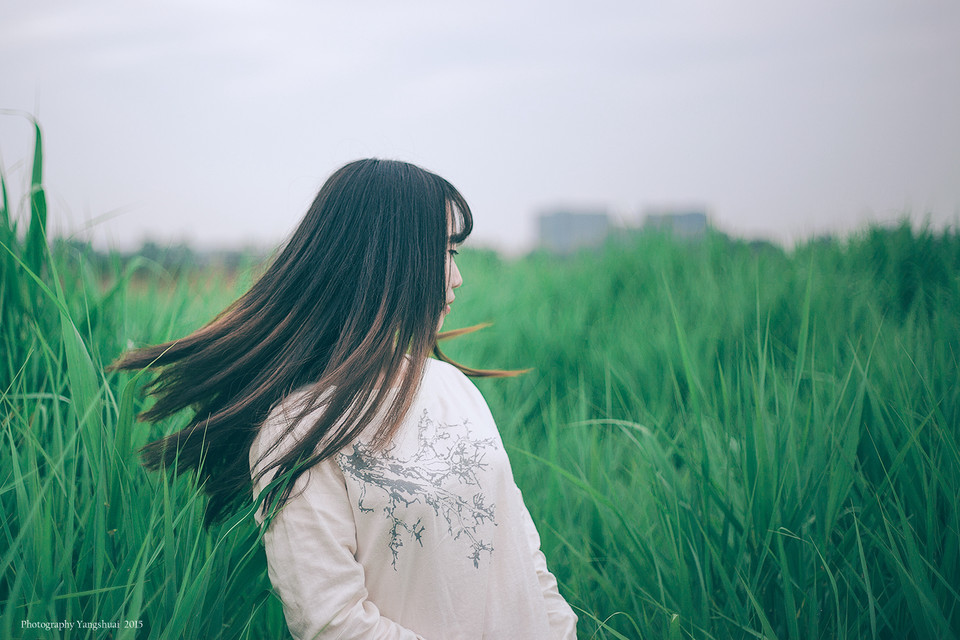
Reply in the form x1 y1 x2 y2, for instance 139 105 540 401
2 0 959 253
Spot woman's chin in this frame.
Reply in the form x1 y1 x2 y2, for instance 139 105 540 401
437 310 450 332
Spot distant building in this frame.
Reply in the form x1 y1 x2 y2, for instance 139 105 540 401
538 209 611 254
643 209 708 238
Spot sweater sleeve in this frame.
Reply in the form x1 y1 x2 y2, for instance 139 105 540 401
516 485 579 639
252 426 426 639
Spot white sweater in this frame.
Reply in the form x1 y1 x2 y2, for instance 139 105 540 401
250 358 578 639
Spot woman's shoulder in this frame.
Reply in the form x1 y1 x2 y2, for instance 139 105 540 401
252 359 487 471
250 385 324 471
420 358 493 417
422 356 472 388
421 358 483 399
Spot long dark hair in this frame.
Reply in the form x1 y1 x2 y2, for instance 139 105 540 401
111 159 508 525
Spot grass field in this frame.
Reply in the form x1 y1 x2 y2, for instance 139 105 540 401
2 124 959 639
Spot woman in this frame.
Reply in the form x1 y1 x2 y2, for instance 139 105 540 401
113 159 578 639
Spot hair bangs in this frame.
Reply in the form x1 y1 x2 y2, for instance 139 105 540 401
443 183 473 245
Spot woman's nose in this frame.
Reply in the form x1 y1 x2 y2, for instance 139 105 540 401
449 259 463 290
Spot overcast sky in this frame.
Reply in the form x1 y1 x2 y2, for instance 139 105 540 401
2 0 958 253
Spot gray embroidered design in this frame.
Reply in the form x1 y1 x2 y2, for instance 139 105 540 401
336 409 498 569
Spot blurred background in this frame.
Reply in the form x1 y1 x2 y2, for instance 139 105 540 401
2 0 958 255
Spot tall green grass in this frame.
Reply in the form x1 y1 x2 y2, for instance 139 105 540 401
442 230 959 639
1 120 282 639
2 122 958 638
